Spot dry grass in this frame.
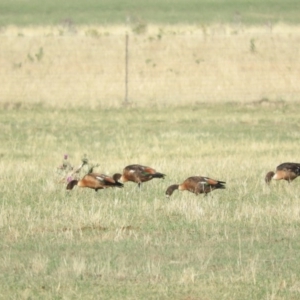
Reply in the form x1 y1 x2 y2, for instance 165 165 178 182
1 103 300 298
1 19 300 298
1 23 300 108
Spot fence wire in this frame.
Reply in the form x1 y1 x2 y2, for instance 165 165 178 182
1 26 299 107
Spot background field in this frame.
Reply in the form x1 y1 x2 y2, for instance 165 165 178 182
1 0 300 108
1 23 300 108
1 0 300 299
1 0 300 25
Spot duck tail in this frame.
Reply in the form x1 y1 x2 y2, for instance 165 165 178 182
115 181 124 188
153 172 166 179
216 181 226 189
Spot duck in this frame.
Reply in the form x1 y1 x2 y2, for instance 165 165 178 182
114 164 166 187
265 162 300 184
165 176 226 197
66 173 123 191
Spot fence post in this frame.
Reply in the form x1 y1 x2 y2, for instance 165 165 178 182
124 33 129 104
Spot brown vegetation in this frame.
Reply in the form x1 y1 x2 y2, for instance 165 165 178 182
1 24 300 107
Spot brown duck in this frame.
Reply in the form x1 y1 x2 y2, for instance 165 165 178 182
114 164 165 187
166 176 226 197
265 162 300 184
66 173 123 191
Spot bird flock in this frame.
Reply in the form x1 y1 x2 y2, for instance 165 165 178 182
58 156 300 197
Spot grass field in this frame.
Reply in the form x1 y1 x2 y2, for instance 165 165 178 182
1 0 300 299
1 102 300 299
1 0 300 26
1 23 300 107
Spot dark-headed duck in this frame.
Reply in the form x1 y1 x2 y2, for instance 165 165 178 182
67 173 123 191
265 162 300 184
114 164 165 187
166 176 226 197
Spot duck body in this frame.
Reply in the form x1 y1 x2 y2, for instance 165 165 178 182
265 162 300 184
66 173 123 191
166 176 226 197
115 164 165 186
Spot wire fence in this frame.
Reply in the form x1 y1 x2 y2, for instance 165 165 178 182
1 25 300 107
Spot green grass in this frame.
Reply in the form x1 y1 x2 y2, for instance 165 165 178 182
2 1 300 298
1 102 300 299
1 0 300 26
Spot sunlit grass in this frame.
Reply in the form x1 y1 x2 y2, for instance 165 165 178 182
1 103 300 298
1 0 300 26
1 2 300 296
1 24 300 108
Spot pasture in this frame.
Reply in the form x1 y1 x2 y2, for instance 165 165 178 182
1 24 300 108
1 102 300 299
0 0 300 25
1 0 300 298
